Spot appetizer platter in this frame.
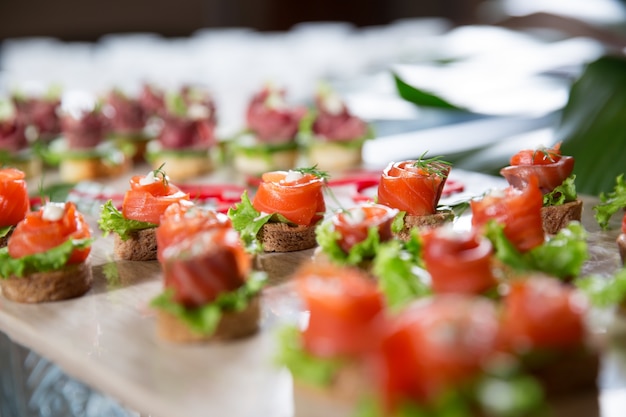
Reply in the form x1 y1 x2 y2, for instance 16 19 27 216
0 142 625 417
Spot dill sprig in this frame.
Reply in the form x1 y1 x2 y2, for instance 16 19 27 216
532 147 559 164
296 165 331 182
413 151 451 178
153 162 169 187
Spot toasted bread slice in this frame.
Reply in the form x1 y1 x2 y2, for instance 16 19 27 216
618 233 626 265
113 228 158 261
393 210 454 241
60 156 131 183
233 148 299 177
149 151 213 181
258 222 318 252
307 141 362 172
541 199 583 235
156 296 260 343
0 262 92 303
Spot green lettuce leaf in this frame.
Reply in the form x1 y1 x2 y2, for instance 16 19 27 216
372 236 430 311
391 211 407 234
275 325 344 387
98 200 156 241
594 174 626 230
150 271 266 336
575 267 626 308
485 221 588 280
0 238 93 278
227 190 272 253
0 225 12 239
315 219 384 266
543 175 577 206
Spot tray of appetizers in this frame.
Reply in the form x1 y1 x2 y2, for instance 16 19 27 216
1 82 626 417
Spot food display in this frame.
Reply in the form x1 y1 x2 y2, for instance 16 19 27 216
0 201 92 303
152 206 265 343
229 167 326 252
145 86 218 181
232 85 306 176
11 85 62 143
500 143 582 234
0 79 624 417
300 84 372 172
377 155 454 240
98 165 190 260
0 100 42 177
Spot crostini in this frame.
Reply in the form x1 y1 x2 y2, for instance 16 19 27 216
500 143 582 234
145 86 218 181
0 99 42 178
104 88 151 162
151 212 265 343
232 84 306 177
228 167 326 253
11 84 62 143
0 168 30 248
315 202 397 268
48 92 130 183
377 155 454 241
301 84 372 172
98 165 190 261
0 201 93 303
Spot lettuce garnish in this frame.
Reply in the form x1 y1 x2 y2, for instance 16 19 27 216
594 174 626 230
98 200 156 241
150 271 266 336
275 325 344 387
485 221 588 280
315 219 384 266
227 190 294 253
372 233 430 310
0 226 12 239
543 175 577 206
0 238 93 278
575 267 626 308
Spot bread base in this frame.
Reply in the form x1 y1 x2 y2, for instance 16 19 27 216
149 151 213 181
233 148 299 177
59 156 131 183
259 222 318 252
0 262 92 303
307 141 362 172
156 296 260 343
113 228 158 261
0 228 13 248
393 210 454 241
541 199 583 235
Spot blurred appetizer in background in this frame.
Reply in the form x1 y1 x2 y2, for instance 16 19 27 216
377 154 454 241
229 167 326 253
594 174 626 264
99 165 190 261
11 84 62 144
103 88 152 162
300 83 372 172
0 201 93 303
500 143 581 235
0 99 42 177
47 91 130 183
146 86 217 181
232 84 306 177
0 168 30 248
151 208 265 343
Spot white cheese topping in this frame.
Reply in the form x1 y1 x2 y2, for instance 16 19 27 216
322 92 344 115
281 170 304 183
139 170 157 185
265 90 286 110
42 202 66 222
344 207 366 225
187 103 210 120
